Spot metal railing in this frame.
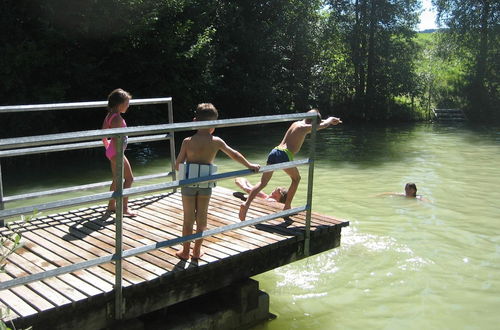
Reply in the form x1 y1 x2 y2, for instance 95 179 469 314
0 98 176 208
0 105 318 320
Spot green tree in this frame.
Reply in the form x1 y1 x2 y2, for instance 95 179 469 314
434 0 500 121
323 0 421 120
209 0 321 116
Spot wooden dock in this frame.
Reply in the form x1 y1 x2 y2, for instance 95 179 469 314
432 108 467 121
0 186 348 329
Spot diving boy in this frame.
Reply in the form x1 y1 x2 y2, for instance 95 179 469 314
175 103 260 260
239 109 341 221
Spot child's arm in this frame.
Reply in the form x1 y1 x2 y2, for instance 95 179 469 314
217 138 260 172
102 115 110 147
175 139 188 171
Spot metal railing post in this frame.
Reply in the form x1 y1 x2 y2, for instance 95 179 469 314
167 101 177 192
0 161 4 227
114 136 125 320
304 116 318 257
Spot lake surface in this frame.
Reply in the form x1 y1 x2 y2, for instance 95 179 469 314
3 122 500 329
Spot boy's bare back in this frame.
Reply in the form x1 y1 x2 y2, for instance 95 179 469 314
278 121 315 154
181 132 226 165
278 115 341 154
176 129 259 172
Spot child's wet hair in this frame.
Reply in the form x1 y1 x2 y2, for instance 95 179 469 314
405 182 417 192
195 103 219 121
107 88 131 110
305 108 322 124
278 187 288 203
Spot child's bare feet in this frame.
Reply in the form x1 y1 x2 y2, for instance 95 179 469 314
124 209 138 217
239 203 249 221
191 250 204 259
175 250 190 260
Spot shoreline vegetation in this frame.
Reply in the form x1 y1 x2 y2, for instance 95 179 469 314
1 1 498 138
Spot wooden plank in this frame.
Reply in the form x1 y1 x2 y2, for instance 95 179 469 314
57 210 180 273
0 272 55 312
215 186 347 225
31 213 159 282
3 260 71 307
153 196 292 257
48 211 156 283
142 201 246 256
212 188 344 230
7 250 87 302
156 192 295 253
137 205 237 260
0 303 19 322
69 204 220 266
195 194 296 244
149 199 256 254
21 228 116 291
44 216 169 279
0 289 37 318
15 234 108 296
205 199 288 243
25 217 143 286
77 206 218 266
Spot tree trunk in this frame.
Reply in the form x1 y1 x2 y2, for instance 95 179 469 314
476 0 489 85
365 0 377 115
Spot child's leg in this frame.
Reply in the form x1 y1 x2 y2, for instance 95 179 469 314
107 158 117 212
235 177 268 199
235 177 252 193
122 156 136 216
239 171 274 221
192 194 211 259
176 194 196 260
282 167 301 210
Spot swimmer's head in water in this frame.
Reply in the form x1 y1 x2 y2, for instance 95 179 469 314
405 182 417 197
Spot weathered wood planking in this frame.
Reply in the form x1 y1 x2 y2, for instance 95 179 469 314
0 187 348 329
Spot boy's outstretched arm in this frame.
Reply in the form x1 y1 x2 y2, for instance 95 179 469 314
217 138 260 172
318 116 342 130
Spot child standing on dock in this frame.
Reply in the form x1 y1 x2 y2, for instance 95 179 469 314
175 103 260 260
239 109 342 221
102 88 137 217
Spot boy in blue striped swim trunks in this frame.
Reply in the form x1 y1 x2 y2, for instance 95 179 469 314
239 109 342 221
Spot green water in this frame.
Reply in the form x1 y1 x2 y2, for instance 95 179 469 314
3 122 500 329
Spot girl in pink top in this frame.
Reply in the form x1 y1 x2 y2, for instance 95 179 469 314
102 88 137 216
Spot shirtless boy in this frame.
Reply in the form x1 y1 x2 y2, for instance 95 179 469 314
175 103 260 260
239 109 342 221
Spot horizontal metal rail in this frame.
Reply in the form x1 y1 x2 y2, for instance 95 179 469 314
0 206 305 291
0 134 171 158
0 113 315 151
0 97 172 113
2 172 172 203
0 160 309 219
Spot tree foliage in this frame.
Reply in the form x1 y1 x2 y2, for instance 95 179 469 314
318 0 421 120
434 0 500 120
0 0 497 137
